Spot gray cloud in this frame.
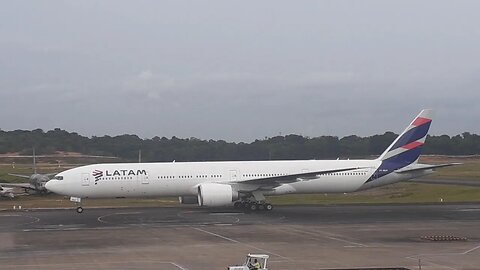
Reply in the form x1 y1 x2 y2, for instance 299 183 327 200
0 1 479 141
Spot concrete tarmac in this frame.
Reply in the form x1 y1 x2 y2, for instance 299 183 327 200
1 204 480 270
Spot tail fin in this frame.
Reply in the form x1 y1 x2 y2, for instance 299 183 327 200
33 147 37 174
365 110 433 183
378 109 433 165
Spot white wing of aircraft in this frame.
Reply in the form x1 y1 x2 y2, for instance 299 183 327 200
0 182 35 190
0 186 15 198
1 149 57 194
46 109 459 213
1 173 55 193
228 166 365 186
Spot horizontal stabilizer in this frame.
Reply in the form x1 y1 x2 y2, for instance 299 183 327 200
410 178 480 187
395 163 462 174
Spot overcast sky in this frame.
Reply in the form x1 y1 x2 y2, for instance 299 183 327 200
1 1 479 142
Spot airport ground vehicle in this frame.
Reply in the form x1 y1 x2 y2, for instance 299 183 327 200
228 254 269 270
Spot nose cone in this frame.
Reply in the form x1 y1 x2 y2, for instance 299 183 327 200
45 180 60 194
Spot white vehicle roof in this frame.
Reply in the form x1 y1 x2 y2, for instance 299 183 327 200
247 254 269 259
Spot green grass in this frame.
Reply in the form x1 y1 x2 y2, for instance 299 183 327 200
428 162 480 180
419 156 480 180
269 182 480 205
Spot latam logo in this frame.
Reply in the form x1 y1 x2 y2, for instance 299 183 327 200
92 169 147 185
92 170 103 183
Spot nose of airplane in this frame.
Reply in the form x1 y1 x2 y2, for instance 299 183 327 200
45 180 58 193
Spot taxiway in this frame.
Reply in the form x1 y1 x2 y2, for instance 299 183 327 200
1 204 479 270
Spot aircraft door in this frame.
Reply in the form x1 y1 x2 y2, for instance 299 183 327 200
229 170 238 181
139 174 149 184
81 173 90 186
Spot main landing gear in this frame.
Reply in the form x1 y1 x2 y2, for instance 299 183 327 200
233 201 274 212
234 191 273 212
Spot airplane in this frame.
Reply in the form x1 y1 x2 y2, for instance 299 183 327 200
46 109 459 213
1 149 55 194
0 186 15 198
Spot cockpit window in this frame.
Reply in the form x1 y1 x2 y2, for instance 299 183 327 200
54 175 63 180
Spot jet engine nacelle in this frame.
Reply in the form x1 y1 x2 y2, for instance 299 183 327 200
197 183 238 207
178 196 199 204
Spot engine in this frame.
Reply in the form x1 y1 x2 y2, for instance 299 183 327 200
178 196 198 204
197 183 239 207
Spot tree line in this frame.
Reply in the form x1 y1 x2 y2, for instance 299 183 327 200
0 128 479 162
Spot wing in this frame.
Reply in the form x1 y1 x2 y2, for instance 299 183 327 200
395 163 461 174
8 173 31 179
0 185 14 191
0 183 35 190
232 167 365 188
0 186 15 198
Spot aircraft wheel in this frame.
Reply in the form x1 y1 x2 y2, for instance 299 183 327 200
233 201 242 208
265 203 273 211
76 207 84 214
249 203 258 211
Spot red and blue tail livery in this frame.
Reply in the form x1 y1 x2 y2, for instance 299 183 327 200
367 109 433 182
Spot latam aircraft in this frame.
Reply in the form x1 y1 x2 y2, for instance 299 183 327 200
46 110 457 213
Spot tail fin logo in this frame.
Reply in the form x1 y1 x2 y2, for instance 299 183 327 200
379 110 433 162
368 110 433 183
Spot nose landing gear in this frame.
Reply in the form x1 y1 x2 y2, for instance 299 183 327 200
70 196 84 214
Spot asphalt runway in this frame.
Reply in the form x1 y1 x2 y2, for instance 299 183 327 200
1 204 480 270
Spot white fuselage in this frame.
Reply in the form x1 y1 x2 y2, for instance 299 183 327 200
46 159 428 199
